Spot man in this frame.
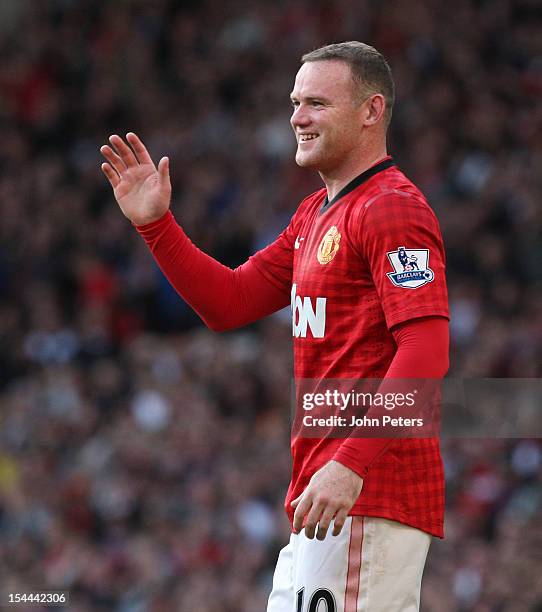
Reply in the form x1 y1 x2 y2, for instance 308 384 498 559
101 42 449 611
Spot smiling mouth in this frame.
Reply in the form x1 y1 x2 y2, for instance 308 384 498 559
299 134 319 143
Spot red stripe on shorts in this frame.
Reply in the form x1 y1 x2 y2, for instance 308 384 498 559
345 516 364 612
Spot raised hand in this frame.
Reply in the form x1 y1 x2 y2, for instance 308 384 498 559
100 133 171 226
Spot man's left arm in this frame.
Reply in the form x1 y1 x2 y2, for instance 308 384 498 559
291 315 449 539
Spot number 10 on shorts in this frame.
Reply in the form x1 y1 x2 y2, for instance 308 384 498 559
297 587 336 612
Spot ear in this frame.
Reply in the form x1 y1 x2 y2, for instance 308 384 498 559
363 94 386 126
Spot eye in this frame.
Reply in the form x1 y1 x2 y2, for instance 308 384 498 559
311 100 323 107
291 100 300 108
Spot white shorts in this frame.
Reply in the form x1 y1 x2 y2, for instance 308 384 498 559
267 516 431 612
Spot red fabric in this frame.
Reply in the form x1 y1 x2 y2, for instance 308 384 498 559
388 316 450 378
136 160 450 537
333 315 449 482
135 211 289 330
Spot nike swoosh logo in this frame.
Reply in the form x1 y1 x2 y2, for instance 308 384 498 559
294 236 304 249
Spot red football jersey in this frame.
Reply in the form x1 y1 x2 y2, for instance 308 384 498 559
251 158 449 537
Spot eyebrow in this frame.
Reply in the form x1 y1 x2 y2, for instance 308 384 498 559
289 94 331 104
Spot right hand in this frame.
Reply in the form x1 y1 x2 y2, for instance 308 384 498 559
100 132 171 226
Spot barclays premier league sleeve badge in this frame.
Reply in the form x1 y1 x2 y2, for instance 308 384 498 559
386 246 435 289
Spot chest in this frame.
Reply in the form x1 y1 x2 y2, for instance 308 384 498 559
293 204 368 293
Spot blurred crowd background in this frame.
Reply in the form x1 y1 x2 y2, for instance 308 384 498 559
0 0 541 610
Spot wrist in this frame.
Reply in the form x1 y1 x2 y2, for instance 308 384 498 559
330 459 363 480
132 209 171 229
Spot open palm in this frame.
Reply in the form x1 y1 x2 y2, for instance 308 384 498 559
100 133 171 226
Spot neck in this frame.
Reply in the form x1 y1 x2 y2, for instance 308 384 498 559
320 145 388 201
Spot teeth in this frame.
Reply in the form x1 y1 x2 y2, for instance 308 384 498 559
300 134 318 141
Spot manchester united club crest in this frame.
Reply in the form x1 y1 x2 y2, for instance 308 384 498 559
387 246 434 289
317 226 341 264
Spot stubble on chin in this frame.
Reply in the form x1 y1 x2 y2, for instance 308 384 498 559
295 149 318 169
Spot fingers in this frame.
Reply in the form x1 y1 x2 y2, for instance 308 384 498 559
303 501 325 539
292 494 312 534
292 493 348 539
101 162 120 188
126 132 155 165
109 134 140 168
332 508 349 537
100 144 125 176
316 507 337 541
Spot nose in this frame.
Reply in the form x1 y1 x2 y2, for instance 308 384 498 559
291 104 311 130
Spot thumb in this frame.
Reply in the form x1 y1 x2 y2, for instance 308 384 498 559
291 494 302 508
158 156 170 187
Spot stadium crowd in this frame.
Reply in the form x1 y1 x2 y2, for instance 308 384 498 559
0 0 541 610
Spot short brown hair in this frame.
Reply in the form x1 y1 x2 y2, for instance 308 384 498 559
301 41 395 126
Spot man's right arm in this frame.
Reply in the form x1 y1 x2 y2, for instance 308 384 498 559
135 211 291 331
101 132 293 331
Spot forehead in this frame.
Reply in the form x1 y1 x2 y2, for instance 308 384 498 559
291 60 354 99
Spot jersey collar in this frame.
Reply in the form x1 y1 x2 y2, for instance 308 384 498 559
320 157 396 213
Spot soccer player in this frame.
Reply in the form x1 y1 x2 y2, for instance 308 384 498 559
101 42 449 611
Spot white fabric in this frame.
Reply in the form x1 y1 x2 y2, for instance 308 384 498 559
267 517 431 612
